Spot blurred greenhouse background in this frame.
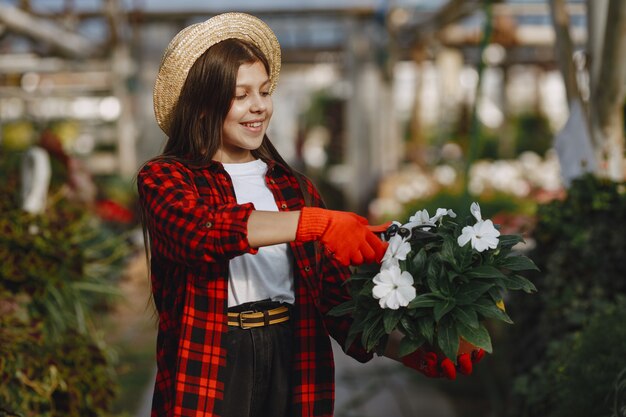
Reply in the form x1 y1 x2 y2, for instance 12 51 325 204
1 0 625 417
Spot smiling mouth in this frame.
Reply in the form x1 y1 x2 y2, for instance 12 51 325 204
241 121 263 128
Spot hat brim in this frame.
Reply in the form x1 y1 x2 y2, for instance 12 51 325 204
153 12 281 135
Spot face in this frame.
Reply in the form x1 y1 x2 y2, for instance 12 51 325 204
217 60 273 163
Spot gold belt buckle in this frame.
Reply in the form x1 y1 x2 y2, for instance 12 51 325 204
239 310 255 329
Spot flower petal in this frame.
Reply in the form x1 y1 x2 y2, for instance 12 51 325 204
396 271 415 287
457 226 474 247
478 219 500 237
470 202 482 222
381 258 400 270
373 270 391 286
472 235 489 252
372 283 392 299
383 292 401 310
396 285 416 306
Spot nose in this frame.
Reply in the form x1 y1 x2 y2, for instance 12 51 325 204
250 94 268 113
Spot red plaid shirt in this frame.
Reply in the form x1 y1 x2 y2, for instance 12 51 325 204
137 157 372 417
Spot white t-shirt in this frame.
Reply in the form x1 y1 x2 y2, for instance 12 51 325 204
222 159 295 307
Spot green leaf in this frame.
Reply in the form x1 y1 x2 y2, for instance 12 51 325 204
383 309 403 334
441 238 457 269
447 269 460 283
407 293 438 309
366 325 387 352
426 259 441 292
498 234 524 248
361 314 383 352
466 265 507 279
327 299 356 317
437 269 453 296
411 249 427 275
434 298 456 322
71 281 122 296
345 272 377 284
455 281 494 305
437 316 459 362
471 298 514 324
399 315 421 339
499 255 539 272
451 306 480 329
398 335 426 357
457 242 474 271
344 326 360 352
417 316 435 344
487 287 504 303
499 274 537 293
358 281 375 297
457 322 493 353
406 308 430 319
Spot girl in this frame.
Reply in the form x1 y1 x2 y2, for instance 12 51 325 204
138 12 480 417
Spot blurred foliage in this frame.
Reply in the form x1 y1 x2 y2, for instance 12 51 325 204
1 121 36 152
506 174 626 417
400 188 535 225
512 298 626 417
0 296 119 417
0 148 131 417
513 112 553 156
447 107 553 162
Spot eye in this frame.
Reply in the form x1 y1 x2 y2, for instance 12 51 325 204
235 93 247 100
261 91 270 97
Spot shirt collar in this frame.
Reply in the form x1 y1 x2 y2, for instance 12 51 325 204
186 156 289 176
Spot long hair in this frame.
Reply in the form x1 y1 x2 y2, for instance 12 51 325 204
160 39 277 167
154 37 313 199
141 39 315 308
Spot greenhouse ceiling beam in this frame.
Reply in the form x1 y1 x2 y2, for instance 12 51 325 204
0 4 96 58
22 6 378 21
409 0 488 45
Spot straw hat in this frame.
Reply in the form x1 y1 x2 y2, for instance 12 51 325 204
153 12 281 135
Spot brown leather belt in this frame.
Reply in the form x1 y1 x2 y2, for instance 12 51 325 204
227 305 290 329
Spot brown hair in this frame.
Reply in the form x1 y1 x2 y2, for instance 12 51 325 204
140 40 321 318
155 38 312 202
141 39 314 292
160 38 288 169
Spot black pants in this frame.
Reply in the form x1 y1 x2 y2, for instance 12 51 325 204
222 301 293 417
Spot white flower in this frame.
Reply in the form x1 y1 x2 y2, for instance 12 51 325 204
405 209 436 232
381 234 411 269
431 208 457 223
372 265 416 309
409 209 431 224
457 219 501 252
470 202 482 222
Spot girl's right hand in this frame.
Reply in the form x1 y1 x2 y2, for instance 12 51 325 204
296 207 388 266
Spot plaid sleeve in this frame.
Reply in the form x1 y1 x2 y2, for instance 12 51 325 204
137 160 258 264
302 176 373 363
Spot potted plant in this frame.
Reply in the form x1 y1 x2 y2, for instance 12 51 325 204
329 203 538 364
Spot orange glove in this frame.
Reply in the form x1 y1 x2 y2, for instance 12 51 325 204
296 207 388 266
366 221 393 235
401 347 485 380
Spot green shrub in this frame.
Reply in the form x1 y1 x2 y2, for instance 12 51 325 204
0 151 128 417
400 188 532 223
552 298 626 417
508 174 626 416
513 112 553 156
0 300 118 417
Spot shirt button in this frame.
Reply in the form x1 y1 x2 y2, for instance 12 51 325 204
304 266 311 272
281 204 287 209
204 221 212 228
